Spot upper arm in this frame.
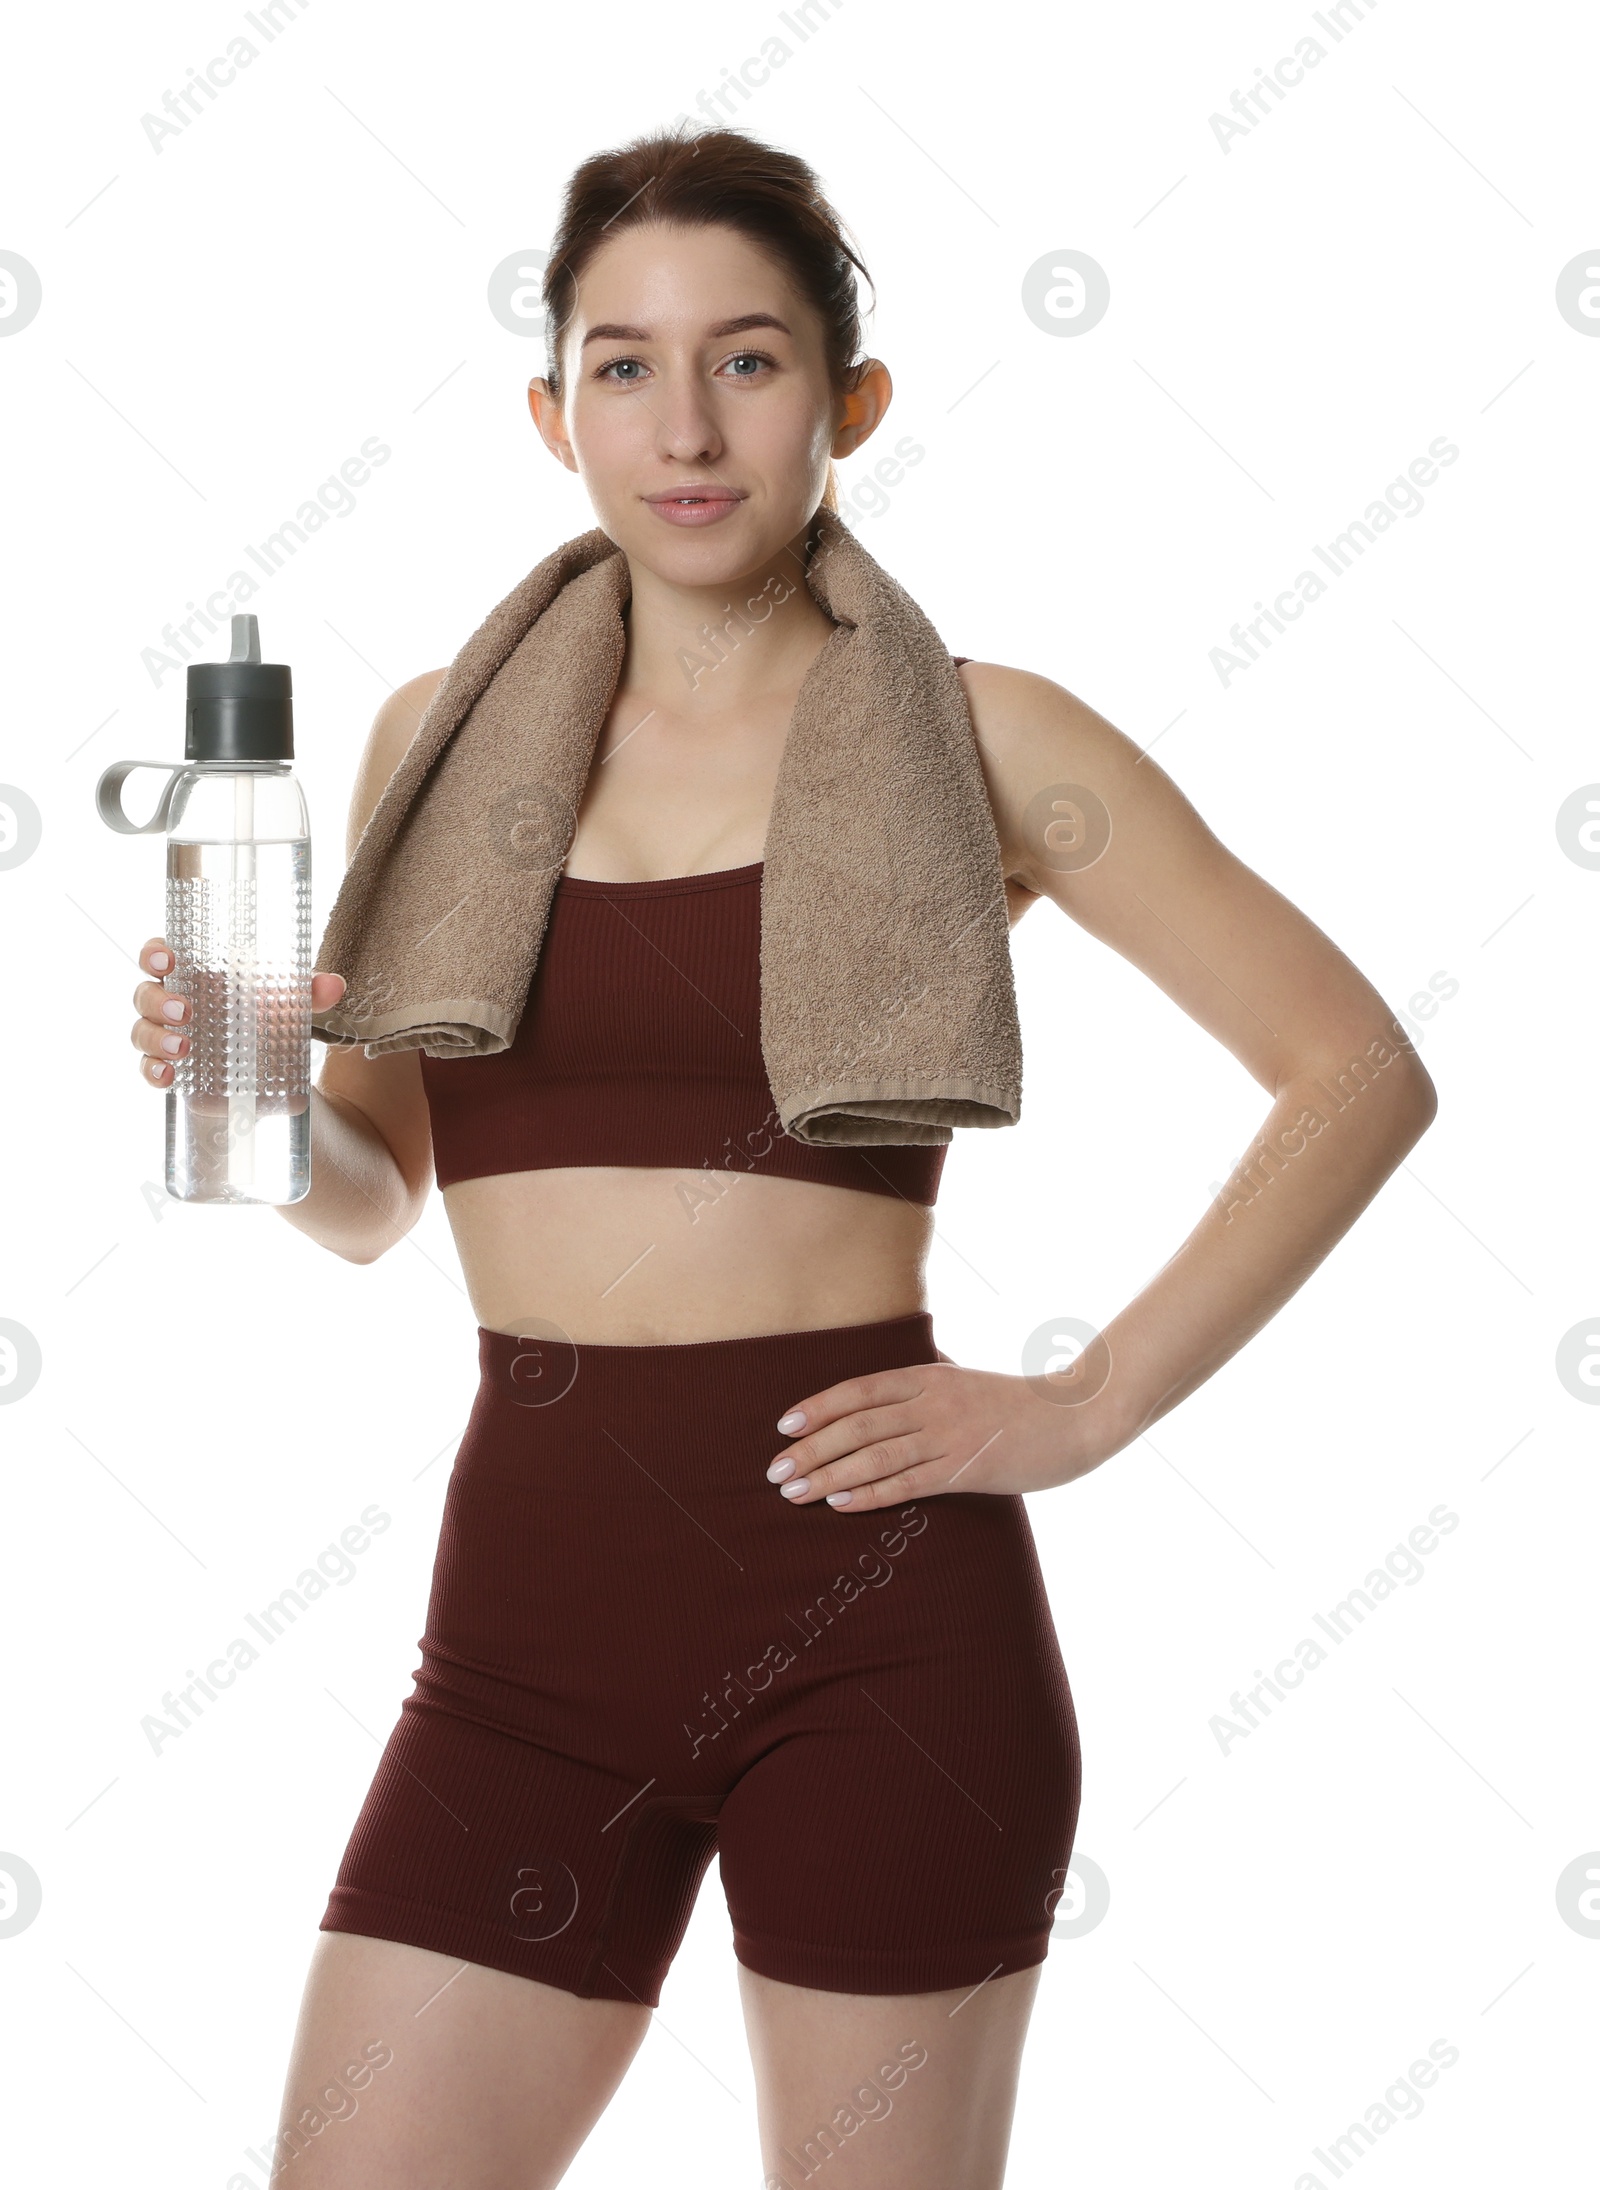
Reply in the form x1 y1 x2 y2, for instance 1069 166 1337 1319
344 669 449 861
958 660 1435 1106
316 669 450 1204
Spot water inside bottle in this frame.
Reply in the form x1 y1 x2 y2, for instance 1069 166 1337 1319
164 837 312 1203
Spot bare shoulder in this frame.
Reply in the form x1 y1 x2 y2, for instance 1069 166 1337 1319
953 658 1431 1102
955 658 1109 749
954 658 1202 901
317 663 450 1213
346 667 450 858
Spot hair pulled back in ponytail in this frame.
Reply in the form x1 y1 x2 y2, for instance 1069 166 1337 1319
541 125 875 516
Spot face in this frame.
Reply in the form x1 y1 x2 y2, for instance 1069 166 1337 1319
528 221 890 586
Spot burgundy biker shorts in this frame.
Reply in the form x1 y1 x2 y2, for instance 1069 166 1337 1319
320 1310 1081 2005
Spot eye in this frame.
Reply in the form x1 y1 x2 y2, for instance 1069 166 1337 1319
721 350 777 379
595 355 648 384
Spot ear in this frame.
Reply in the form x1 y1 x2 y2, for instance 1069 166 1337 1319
831 358 893 462
527 377 578 474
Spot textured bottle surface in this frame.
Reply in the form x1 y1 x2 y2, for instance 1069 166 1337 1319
163 838 311 1203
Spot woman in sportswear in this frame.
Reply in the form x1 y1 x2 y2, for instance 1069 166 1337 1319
128 126 1436 2190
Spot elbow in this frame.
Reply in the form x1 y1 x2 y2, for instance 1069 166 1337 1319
345 1177 431 1265
294 1223 388 1267
302 1194 425 1268
1387 1046 1439 1148
337 1237 388 1268
1290 1028 1439 1152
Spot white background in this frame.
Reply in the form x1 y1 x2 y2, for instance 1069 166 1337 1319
2 1 1594 2183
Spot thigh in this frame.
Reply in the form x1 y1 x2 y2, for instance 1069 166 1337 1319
271 1931 651 2189
738 1963 1041 2190
715 1488 1080 1998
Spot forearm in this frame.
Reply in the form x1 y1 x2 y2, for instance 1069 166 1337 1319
1081 1050 1438 1468
276 1083 421 1263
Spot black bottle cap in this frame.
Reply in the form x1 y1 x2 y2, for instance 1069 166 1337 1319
185 615 293 761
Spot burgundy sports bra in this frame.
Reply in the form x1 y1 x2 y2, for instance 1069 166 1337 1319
419 658 974 1208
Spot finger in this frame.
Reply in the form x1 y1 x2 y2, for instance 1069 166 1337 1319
131 1008 189 1058
133 977 189 1026
767 1399 924 1482
133 1013 188 1089
770 1365 927 1441
138 938 174 976
311 970 346 1007
811 1454 952 1513
775 1431 938 1506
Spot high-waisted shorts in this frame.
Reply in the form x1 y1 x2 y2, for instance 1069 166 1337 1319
320 1310 1081 2004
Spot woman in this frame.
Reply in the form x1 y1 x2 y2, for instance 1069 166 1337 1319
129 127 1435 2189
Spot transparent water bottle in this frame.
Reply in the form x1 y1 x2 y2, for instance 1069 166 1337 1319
97 615 312 1205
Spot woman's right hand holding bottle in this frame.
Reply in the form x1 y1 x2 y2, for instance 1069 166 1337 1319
131 936 346 1085
131 937 188 1086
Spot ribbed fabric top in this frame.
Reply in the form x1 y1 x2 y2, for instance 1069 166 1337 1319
420 860 949 1205
419 658 974 1207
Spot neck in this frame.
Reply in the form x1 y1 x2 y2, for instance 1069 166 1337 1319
618 518 838 718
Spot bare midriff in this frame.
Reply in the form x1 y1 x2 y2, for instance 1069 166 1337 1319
417 602 1036 1357
441 1165 935 1345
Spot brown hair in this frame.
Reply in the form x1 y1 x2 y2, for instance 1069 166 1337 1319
541 125 875 516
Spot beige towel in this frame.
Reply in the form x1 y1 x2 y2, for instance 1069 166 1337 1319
310 509 1022 1147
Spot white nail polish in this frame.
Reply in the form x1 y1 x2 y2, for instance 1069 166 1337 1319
776 1410 806 1433
780 1478 810 1499
767 1458 795 1483
825 1492 851 1507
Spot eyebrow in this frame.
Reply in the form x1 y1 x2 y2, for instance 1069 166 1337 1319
580 312 793 349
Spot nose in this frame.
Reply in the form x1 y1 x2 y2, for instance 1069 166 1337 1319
649 368 726 474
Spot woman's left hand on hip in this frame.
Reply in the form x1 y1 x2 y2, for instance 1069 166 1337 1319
765 1360 1114 1509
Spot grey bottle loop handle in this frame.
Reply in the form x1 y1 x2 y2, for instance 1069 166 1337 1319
95 760 187 836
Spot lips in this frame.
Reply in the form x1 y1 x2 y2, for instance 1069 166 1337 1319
642 487 747 528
